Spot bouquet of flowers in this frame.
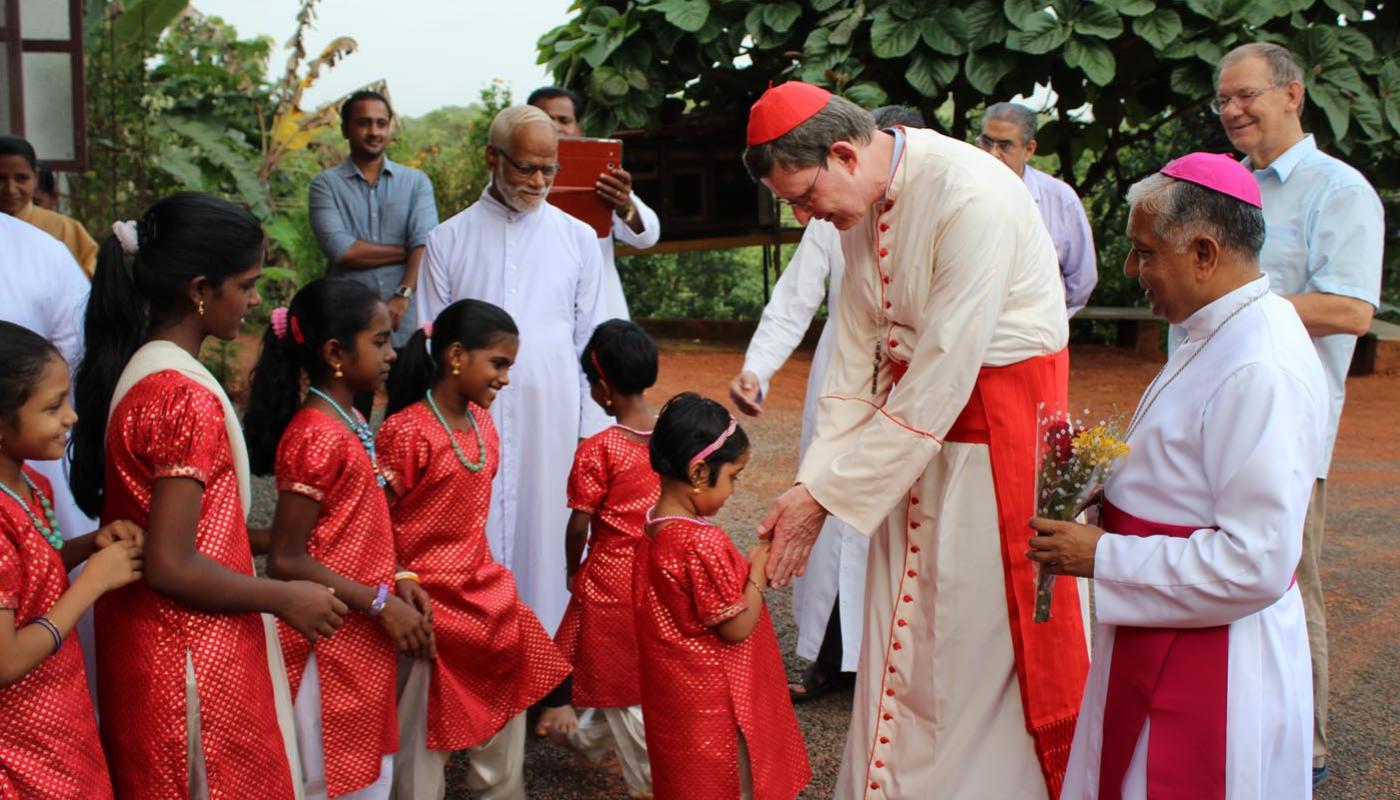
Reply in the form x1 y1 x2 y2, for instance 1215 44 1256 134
1033 405 1131 623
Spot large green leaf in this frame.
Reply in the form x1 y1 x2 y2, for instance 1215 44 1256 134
1334 27 1374 61
1351 93 1387 141
764 2 803 33
1005 0 1052 29
1170 62 1214 97
921 9 972 55
653 0 710 33
1009 13 1071 54
1066 36 1116 85
811 0 845 11
829 0 866 45
966 0 1011 48
905 48 958 96
1379 60 1400 135
112 0 189 44
590 66 631 102
1071 4 1123 39
1321 0 1364 20
1109 0 1156 16
1133 8 1181 50
1320 65 1367 97
844 81 889 107
966 47 1016 93
1308 81 1351 139
1292 27 1345 78
159 116 269 220
871 8 920 57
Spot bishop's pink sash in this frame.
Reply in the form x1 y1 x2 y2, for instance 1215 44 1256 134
1098 501 1228 800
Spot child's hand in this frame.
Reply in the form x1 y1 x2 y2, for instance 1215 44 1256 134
93 520 144 551
747 542 772 590
397 579 436 660
377 594 431 657
278 581 347 644
79 538 143 592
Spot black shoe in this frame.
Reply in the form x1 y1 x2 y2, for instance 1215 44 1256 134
788 662 853 703
1313 765 1331 789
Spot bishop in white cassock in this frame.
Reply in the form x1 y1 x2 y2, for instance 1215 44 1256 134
747 83 1089 800
417 105 607 636
1030 153 1326 800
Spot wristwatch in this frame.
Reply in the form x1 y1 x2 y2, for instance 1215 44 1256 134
621 201 639 226
393 285 414 300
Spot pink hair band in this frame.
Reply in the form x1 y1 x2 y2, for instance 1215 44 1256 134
422 320 434 338
270 307 291 340
690 416 738 467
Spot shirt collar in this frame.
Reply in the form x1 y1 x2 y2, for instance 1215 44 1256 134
1020 164 1044 201
336 155 396 182
1246 134 1315 183
480 183 540 221
1179 274 1271 341
880 128 907 209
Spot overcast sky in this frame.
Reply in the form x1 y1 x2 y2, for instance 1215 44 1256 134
193 0 574 117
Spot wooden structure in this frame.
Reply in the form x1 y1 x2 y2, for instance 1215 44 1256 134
1 0 86 170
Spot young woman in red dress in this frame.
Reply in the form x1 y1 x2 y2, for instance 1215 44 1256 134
0 323 144 799
639 393 811 800
378 299 571 800
246 278 432 800
552 320 660 798
70 193 347 800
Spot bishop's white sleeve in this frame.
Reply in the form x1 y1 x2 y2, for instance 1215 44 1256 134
1093 363 1323 628
798 194 1015 534
574 227 609 437
741 223 835 400
415 225 454 326
611 193 661 250
42 243 90 366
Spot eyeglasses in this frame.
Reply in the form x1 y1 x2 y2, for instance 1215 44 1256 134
977 134 1022 153
779 161 826 212
1209 85 1283 115
492 146 560 178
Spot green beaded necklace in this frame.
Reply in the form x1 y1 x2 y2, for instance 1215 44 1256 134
0 472 64 549
426 390 487 472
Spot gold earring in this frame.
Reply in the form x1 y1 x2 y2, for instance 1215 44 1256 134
451 361 461 376
333 363 344 378
690 484 702 495
197 299 205 316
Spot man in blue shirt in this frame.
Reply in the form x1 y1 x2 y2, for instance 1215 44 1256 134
978 102 1098 316
1215 42 1384 789
310 90 438 351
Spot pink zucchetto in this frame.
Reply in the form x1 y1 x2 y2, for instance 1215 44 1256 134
1160 152 1263 209
746 81 832 145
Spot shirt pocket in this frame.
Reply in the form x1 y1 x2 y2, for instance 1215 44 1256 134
1260 222 1308 294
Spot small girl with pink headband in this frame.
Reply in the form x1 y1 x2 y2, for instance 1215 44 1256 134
637 393 811 800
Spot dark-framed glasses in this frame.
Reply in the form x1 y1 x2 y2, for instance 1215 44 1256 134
779 160 827 211
492 146 560 178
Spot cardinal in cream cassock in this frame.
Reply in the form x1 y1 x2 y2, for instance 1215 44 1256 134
1028 153 1326 800
745 82 1089 799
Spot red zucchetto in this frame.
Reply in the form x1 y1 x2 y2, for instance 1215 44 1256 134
746 81 833 145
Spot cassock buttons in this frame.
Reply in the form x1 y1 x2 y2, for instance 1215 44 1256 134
884 301 892 309
880 736 890 744
907 570 917 577
910 496 919 505
892 641 902 650
888 338 898 349
888 665 896 673
882 275 891 284
885 200 895 211
903 594 913 603
880 222 890 232
886 688 895 696
871 781 881 790
875 760 885 768
883 712 894 720
910 521 920 529
896 619 907 627
910 545 921 553
879 247 889 257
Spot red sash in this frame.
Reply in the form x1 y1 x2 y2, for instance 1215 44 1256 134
1098 501 1228 800
895 348 1088 798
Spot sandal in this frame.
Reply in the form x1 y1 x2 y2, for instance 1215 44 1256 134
788 662 852 703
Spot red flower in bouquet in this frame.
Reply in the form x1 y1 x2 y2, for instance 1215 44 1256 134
1046 420 1075 465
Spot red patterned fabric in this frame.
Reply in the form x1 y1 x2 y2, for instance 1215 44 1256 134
275 407 398 797
377 401 570 751
555 426 657 708
0 468 113 799
97 371 293 800
636 519 811 800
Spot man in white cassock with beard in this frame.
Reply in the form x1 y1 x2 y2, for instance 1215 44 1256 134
1028 152 1326 800
417 104 607 642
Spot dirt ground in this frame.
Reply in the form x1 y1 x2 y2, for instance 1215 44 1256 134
454 340 1400 799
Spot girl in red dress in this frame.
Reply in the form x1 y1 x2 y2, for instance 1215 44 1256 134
378 299 572 800
639 393 811 800
0 323 144 799
246 278 432 800
553 320 660 797
70 193 347 800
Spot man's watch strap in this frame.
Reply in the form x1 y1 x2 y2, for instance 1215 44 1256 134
393 285 414 300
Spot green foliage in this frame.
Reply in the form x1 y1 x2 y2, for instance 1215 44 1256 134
619 247 771 320
387 82 513 222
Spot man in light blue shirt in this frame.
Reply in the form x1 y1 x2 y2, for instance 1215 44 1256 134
978 102 1098 316
1216 42 1383 789
310 90 438 353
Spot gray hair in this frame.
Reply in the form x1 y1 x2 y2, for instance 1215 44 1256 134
982 102 1038 145
742 94 875 180
1219 42 1305 116
489 105 555 150
1126 173 1265 258
873 105 926 129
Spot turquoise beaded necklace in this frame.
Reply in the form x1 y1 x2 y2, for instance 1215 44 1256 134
307 386 387 488
0 472 64 549
425 390 487 472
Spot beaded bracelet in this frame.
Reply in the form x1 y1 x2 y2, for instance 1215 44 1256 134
32 616 63 656
368 583 390 617
393 571 420 584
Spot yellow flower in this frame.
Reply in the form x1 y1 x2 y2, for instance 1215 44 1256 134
1070 425 1130 467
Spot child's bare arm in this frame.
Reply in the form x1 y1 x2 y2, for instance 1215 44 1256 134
714 543 771 643
564 510 591 591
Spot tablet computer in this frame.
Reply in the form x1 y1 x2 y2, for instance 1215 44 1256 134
547 137 623 237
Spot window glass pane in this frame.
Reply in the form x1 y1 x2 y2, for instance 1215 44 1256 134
20 0 71 40
22 51 75 160
0 44 10 134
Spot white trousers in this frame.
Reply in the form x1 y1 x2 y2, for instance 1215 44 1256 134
294 652 394 800
567 705 653 797
390 657 526 800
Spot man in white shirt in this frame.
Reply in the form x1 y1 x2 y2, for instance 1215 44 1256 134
1212 43 1384 787
746 81 1085 799
528 86 660 319
1031 152 1326 800
417 105 607 644
978 102 1098 317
